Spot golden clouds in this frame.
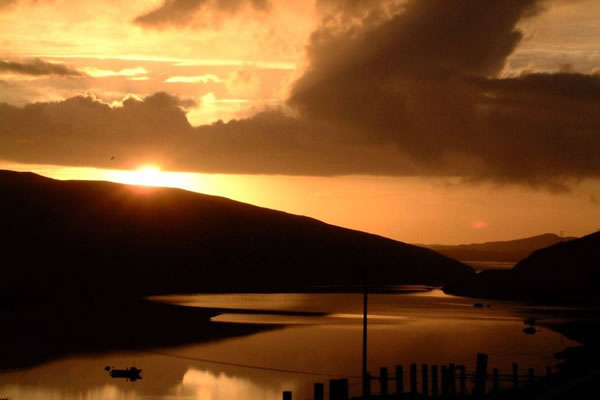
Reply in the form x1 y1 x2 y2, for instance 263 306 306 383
0 0 15 9
0 0 309 69
1 0 600 190
0 58 83 77
81 66 148 78
0 0 310 123
134 0 271 29
165 74 222 83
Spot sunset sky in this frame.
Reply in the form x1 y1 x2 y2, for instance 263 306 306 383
1 0 599 244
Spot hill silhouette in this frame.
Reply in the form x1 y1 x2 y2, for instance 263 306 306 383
424 233 576 263
0 170 473 304
444 231 600 304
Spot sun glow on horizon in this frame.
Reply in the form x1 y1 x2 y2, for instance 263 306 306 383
119 165 165 187
0 161 212 193
107 165 203 191
1 161 599 245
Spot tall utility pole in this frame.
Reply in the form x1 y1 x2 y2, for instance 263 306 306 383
362 271 369 399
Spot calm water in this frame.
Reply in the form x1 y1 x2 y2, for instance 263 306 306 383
0 290 579 400
462 261 515 272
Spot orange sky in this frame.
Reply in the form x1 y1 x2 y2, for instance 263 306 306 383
3 161 598 245
1 0 599 244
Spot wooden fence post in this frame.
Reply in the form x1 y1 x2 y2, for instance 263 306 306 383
330 379 338 400
410 364 417 396
432 365 439 398
449 363 456 399
283 391 292 400
314 383 324 400
492 368 499 393
396 366 404 396
365 373 371 399
341 378 349 400
474 353 488 397
381 367 389 396
512 363 519 389
422 364 429 397
458 366 466 396
528 368 535 385
441 366 449 398
329 379 349 400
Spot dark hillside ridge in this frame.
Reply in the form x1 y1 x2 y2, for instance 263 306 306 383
424 233 576 263
0 170 473 303
444 231 600 304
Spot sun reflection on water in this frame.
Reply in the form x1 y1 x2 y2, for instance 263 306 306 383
177 369 284 400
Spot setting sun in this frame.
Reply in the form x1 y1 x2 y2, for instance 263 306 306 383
105 165 201 191
130 165 164 187
111 165 170 187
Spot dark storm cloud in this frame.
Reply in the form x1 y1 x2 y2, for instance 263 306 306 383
0 92 413 174
0 58 83 77
468 73 600 187
290 0 543 126
2 0 600 189
134 0 270 28
0 93 193 168
286 0 600 188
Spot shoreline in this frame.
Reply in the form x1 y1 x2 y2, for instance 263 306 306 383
0 299 277 371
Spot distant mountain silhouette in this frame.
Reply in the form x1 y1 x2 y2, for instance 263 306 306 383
444 231 600 304
424 233 576 263
0 170 473 304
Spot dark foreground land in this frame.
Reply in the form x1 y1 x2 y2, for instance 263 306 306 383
444 231 600 305
0 169 472 304
0 169 476 370
442 232 600 398
0 299 294 370
509 312 600 400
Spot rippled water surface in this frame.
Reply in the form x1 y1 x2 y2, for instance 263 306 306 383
0 290 579 400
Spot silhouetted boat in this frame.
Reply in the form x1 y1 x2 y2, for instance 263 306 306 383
106 366 143 381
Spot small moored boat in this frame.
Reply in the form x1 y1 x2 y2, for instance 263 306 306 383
105 366 143 381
